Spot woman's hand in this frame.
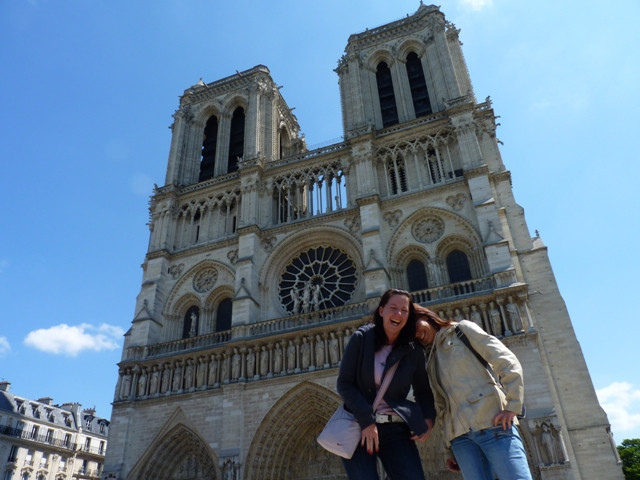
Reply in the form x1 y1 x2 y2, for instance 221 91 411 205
410 418 434 442
446 457 461 473
360 423 379 454
492 410 517 430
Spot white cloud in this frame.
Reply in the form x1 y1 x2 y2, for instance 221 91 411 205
459 0 493 11
0 337 10 356
24 323 125 357
597 381 640 436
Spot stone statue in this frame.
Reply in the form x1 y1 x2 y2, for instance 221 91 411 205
172 363 183 391
149 366 159 395
329 332 339 365
137 369 147 397
506 297 523 332
489 302 502 336
301 337 311 369
470 305 483 329
231 348 241 380
315 335 325 366
208 355 218 386
246 348 256 378
161 364 171 393
259 346 269 376
287 341 296 372
273 343 283 374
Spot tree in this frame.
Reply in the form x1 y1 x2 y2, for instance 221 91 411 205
618 438 640 480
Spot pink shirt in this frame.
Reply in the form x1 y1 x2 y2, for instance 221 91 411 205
374 345 395 415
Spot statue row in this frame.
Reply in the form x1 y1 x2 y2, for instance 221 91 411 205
440 295 531 337
116 330 351 401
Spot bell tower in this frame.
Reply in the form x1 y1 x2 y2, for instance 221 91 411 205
104 5 622 480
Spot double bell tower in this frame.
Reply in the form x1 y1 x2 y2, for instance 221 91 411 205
103 4 622 479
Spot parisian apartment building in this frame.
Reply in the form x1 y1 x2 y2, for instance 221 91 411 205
0 381 108 480
102 4 623 480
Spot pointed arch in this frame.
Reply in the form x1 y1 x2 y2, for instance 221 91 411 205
127 408 220 480
243 381 344 480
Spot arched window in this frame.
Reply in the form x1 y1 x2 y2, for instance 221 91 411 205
228 107 245 173
446 249 472 283
376 62 399 128
182 306 199 339
216 298 232 332
407 259 429 292
406 52 432 117
199 115 218 182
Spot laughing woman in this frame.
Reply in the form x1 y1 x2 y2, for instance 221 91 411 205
336 288 435 479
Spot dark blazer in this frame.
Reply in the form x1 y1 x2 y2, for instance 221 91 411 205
337 323 436 435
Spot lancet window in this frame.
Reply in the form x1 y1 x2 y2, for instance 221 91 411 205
228 107 245 173
386 154 408 195
406 52 432 117
447 249 472 283
199 115 218 182
407 259 429 292
376 61 399 127
215 299 232 332
272 163 346 225
173 191 239 250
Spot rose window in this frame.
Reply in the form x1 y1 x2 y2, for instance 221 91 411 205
279 246 357 314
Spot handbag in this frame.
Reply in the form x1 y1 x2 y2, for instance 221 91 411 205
317 362 399 459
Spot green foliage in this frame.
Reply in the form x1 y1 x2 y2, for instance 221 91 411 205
618 439 640 480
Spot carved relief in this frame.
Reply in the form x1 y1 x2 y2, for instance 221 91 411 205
193 267 218 293
412 216 445 243
446 193 466 211
168 263 185 280
383 209 402 227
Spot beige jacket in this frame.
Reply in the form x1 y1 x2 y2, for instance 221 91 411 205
426 320 524 451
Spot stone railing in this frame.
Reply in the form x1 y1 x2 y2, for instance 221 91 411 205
125 301 368 361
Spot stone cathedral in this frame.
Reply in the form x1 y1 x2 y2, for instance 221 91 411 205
102 4 623 480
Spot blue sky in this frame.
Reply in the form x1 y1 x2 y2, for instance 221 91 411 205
1 0 639 444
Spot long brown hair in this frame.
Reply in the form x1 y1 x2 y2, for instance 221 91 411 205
414 304 454 332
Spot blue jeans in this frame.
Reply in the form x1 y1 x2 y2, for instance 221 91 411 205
341 422 425 480
450 425 533 480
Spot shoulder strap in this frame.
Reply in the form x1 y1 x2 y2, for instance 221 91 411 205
372 362 399 410
455 325 489 369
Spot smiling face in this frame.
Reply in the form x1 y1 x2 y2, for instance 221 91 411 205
415 318 437 346
379 294 410 345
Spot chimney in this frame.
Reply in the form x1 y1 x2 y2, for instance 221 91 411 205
38 397 53 405
0 381 10 392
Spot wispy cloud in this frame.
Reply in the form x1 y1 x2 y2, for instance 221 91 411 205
597 381 640 439
129 173 155 197
24 323 125 357
0 337 10 356
459 0 493 11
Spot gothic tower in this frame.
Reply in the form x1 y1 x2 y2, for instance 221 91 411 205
103 5 622 479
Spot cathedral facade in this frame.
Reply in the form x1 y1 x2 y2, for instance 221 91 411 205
102 5 622 479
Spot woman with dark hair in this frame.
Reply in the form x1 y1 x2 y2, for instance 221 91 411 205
414 304 532 480
337 289 435 479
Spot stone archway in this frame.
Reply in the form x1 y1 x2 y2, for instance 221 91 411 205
244 381 347 480
128 419 219 480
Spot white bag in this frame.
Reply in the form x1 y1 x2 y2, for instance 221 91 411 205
317 404 361 459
